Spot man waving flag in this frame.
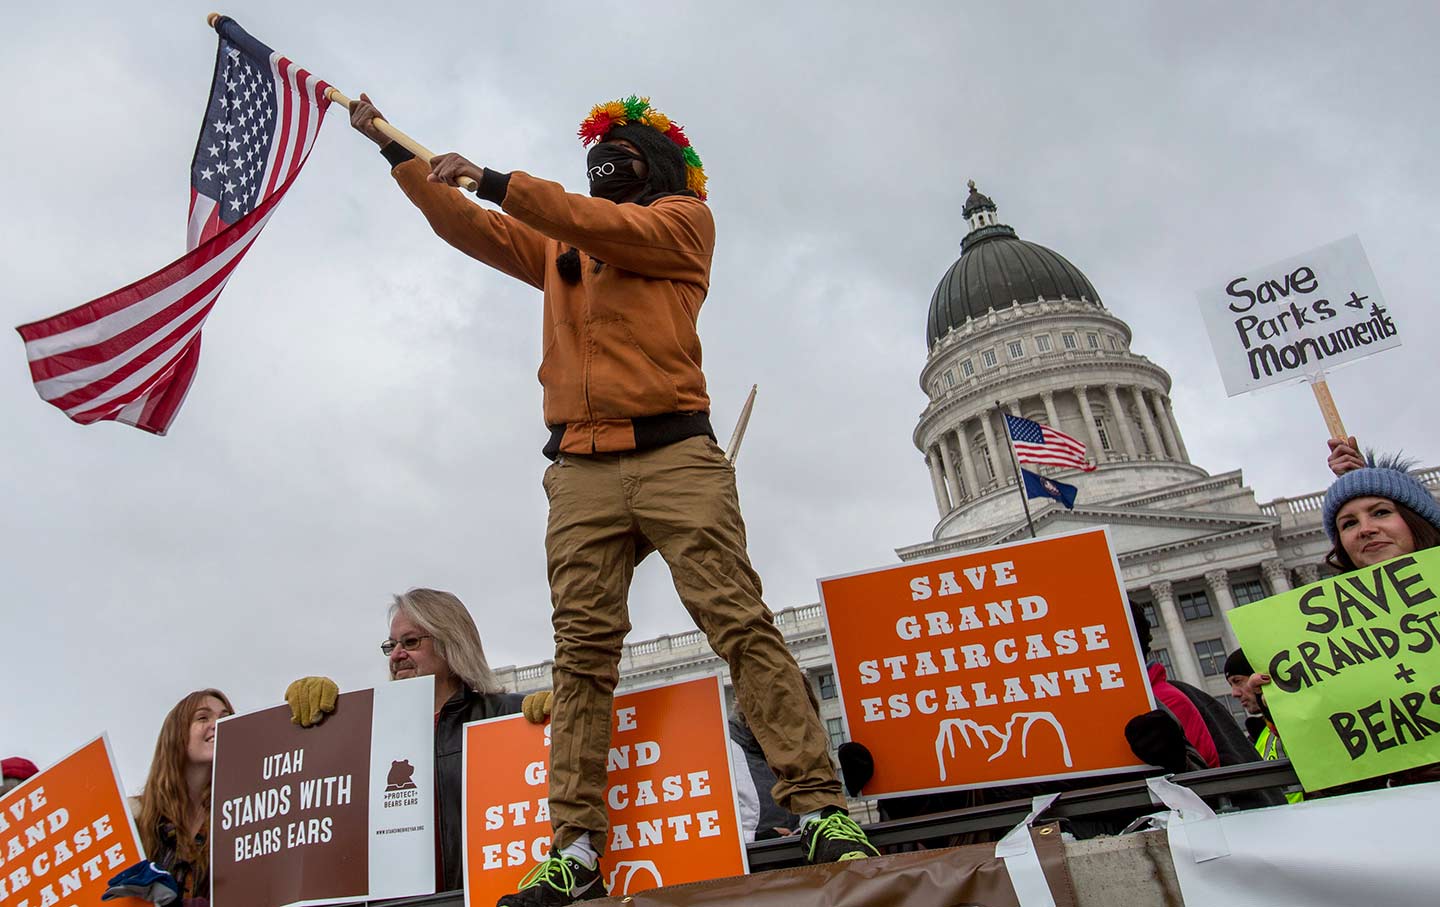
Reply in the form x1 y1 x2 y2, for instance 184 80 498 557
16 16 330 434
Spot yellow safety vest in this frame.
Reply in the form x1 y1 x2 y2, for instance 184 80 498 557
1256 726 1304 804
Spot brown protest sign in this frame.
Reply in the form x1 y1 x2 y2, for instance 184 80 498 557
0 736 146 907
210 677 435 906
819 527 1154 796
462 676 747 904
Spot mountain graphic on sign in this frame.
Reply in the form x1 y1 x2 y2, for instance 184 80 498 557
934 712 1072 782
608 860 662 895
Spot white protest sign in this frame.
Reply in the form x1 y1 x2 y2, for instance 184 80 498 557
1197 235 1398 396
211 675 436 907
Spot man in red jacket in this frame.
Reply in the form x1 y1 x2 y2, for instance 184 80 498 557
1123 602 1218 771
350 95 874 905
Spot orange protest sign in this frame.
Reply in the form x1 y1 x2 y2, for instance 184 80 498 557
819 527 1154 796
462 676 747 904
0 736 147 907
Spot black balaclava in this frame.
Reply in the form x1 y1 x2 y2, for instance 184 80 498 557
605 123 692 202
559 124 696 283
586 142 648 203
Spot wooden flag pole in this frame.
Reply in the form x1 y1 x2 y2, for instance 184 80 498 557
1308 374 1348 440
726 384 759 464
206 14 478 193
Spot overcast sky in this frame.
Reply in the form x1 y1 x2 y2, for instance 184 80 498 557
4 1 1437 791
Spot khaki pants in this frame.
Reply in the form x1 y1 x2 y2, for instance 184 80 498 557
542 435 844 850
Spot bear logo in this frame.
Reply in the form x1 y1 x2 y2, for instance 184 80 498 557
386 759 417 792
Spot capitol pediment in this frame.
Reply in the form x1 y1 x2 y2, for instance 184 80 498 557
985 505 1276 558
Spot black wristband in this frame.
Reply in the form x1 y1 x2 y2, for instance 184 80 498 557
380 142 415 167
477 169 511 205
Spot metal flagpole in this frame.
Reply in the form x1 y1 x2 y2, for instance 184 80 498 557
997 402 1037 538
726 384 758 464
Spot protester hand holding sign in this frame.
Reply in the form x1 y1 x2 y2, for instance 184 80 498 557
1230 455 1440 792
1327 436 1366 476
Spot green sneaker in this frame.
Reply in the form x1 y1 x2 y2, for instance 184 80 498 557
802 808 880 864
496 854 606 906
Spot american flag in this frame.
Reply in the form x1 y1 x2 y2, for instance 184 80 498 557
1004 413 1096 472
15 17 330 434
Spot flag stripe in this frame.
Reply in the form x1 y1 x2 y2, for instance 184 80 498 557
70 337 199 423
263 56 295 200
131 341 202 433
35 278 227 402
187 192 219 251
287 68 313 181
21 202 275 360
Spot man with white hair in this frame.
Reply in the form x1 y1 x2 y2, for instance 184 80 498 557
287 588 529 893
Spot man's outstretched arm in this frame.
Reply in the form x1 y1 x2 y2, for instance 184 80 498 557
427 152 714 285
351 94 552 290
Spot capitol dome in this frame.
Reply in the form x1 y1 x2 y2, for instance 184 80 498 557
926 182 1102 349
912 179 1207 536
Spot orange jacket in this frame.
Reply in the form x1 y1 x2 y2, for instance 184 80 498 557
389 157 716 455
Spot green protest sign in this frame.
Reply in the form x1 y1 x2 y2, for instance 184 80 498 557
1228 548 1440 791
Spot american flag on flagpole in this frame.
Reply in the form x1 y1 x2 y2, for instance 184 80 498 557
1004 413 1096 472
15 17 330 435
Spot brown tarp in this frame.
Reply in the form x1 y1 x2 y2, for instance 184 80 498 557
609 823 1077 906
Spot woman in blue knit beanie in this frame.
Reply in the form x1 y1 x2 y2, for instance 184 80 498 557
1320 452 1440 571
1245 450 1440 797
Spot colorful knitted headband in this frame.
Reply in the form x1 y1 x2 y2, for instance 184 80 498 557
578 96 707 200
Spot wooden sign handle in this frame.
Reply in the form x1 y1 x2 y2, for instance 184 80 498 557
1309 376 1347 440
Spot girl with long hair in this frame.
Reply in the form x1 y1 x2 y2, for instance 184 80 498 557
134 689 234 900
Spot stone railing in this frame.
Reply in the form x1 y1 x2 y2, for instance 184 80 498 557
1260 466 1439 517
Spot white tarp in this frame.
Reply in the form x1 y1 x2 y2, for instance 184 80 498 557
1163 780 1438 905
1197 235 1399 396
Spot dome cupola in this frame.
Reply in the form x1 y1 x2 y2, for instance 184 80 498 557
927 182 1103 349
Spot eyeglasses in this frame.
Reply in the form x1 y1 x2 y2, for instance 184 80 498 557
381 634 432 656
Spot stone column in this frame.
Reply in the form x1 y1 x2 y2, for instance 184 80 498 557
1152 391 1182 462
926 449 950 516
1133 386 1164 459
937 439 962 507
955 424 981 495
1041 390 1061 429
1162 396 1190 462
1295 564 1321 586
1073 386 1105 465
1262 560 1293 594
1104 383 1138 459
1204 569 1240 651
979 410 1002 485
1152 580 1205 685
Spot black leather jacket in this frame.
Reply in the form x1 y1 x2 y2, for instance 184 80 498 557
436 688 525 892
